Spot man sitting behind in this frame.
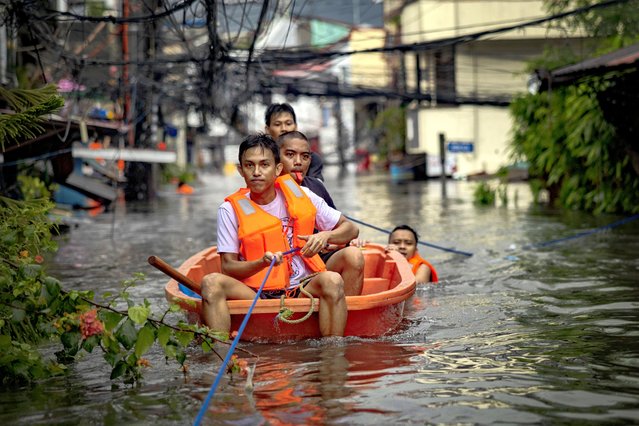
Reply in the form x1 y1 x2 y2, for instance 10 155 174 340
277 131 364 296
200 134 359 337
264 102 324 181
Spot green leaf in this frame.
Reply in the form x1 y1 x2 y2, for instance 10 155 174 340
82 335 100 352
134 325 155 357
104 351 121 368
61 332 81 356
201 340 212 353
176 350 186 365
100 311 123 330
116 319 137 350
164 343 177 359
175 331 194 347
11 308 25 322
0 334 11 349
110 361 127 380
128 306 150 325
157 326 171 347
44 276 61 297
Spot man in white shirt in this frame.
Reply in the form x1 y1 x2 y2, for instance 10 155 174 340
200 134 359 337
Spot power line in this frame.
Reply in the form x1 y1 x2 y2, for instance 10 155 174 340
253 0 634 63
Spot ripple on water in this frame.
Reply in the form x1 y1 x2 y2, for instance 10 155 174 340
6 172 637 425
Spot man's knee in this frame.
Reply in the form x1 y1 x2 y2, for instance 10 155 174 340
344 246 365 270
201 273 226 301
318 271 345 300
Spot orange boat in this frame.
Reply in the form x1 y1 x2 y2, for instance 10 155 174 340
162 244 416 342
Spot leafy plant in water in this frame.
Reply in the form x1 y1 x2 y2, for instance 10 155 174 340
473 182 496 206
0 196 237 385
510 75 639 214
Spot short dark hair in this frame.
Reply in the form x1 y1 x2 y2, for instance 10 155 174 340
277 130 309 146
238 133 280 164
389 225 419 244
265 103 297 126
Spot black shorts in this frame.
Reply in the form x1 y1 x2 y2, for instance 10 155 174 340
260 286 302 300
319 245 345 264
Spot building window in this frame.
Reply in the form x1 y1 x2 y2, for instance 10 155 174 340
435 47 456 104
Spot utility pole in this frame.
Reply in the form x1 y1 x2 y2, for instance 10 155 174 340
122 0 134 147
439 132 447 198
0 24 7 84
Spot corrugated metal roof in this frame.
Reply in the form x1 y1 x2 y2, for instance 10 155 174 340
552 42 639 79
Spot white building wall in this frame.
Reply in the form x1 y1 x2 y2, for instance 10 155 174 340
403 0 582 41
417 105 512 175
401 0 584 176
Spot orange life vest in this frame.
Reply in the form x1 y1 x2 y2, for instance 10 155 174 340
225 174 326 290
408 253 439 283
176 183 194 195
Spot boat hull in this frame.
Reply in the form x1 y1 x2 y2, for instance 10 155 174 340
164 244 416 342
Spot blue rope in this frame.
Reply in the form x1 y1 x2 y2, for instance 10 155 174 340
345 215 474 257
523 213 639 250
193 247 299 426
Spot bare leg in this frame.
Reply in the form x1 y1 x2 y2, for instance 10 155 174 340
303 271 347 336
325 246 364 296
200 272 256 334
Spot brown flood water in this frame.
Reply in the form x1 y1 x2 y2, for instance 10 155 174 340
1 169 638 425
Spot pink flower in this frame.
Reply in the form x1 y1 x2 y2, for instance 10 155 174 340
34 255 44 264
79 309 104 339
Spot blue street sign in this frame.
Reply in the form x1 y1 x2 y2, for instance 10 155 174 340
447 141 474 153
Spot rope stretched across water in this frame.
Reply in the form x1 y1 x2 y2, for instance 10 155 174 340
346 213 639 258
193 247 299 426
522 213 639 250
345 215 474 257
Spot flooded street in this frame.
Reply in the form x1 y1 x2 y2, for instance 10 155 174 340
2 169 639 425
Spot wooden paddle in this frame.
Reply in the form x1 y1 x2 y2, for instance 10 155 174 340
147 255 201 295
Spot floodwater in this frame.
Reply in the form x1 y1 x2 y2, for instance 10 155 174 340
2 169 639 425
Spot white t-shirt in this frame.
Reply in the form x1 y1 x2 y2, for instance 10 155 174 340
217 187 341 288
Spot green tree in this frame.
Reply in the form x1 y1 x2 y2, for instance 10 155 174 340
545 0 639 49
510 75 639 214
0 85 64 151
370 105 406 162
508 1 639 214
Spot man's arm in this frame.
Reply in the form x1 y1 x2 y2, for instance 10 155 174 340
299 215 359 257
220 252 283 280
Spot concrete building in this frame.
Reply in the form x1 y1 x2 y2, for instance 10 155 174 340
392 0 585 177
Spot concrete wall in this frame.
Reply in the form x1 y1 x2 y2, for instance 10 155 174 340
413 105 512 175
402 0 584 42
349 28 389 88
399 0 586 176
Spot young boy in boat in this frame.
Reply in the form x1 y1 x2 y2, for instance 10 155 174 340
386 225 439 284
264 103 324 181
200 133 359 337
277 130 364 296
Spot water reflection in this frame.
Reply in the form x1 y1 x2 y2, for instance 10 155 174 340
195 340 426 425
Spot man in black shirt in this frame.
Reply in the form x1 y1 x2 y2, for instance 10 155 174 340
264 103 324 181
277 131 363 296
